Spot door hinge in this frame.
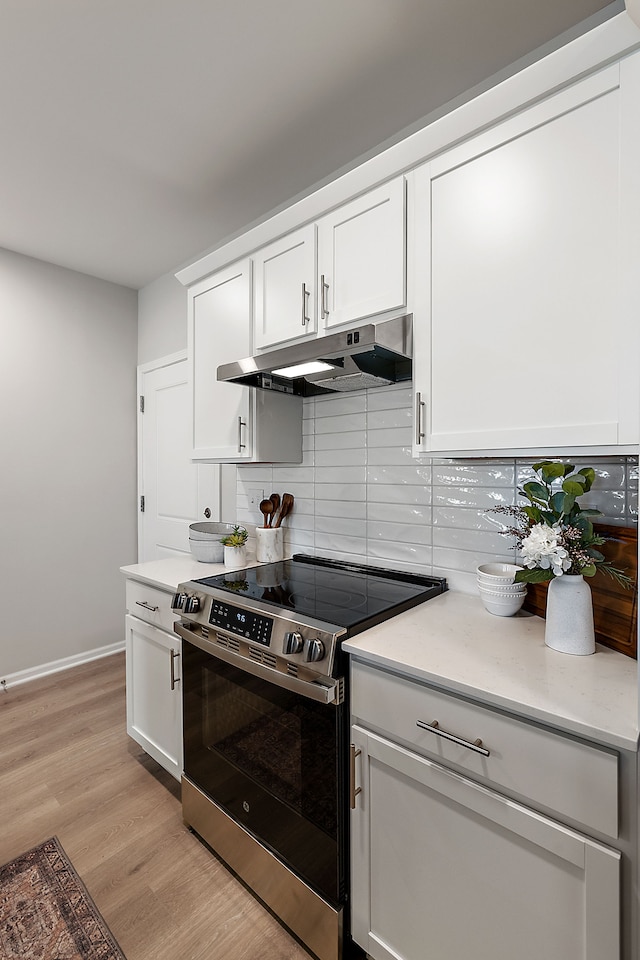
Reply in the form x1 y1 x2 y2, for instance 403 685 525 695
140 495 145 513
139 395 145 413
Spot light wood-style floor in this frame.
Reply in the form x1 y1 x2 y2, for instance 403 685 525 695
1 653 312 960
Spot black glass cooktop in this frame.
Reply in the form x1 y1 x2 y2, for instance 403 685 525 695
194 554 447 636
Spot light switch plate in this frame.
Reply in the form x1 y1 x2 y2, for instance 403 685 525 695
246 486 264 509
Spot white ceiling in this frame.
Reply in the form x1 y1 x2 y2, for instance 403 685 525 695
0 0 620 290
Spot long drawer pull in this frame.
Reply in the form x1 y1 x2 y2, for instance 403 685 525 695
415 391 425 445
301 282 311 326
350 744 362 809
136 600 159 612
416 719 490 757
170 649 180 690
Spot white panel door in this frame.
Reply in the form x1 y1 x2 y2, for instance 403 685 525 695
254 225 316 348
412 61 640 456
191 261 255 460
318 177 406 329
139 354 220 561
125 614 182 780
351 726 621 960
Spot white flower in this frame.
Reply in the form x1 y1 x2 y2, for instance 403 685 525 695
520 523 572 577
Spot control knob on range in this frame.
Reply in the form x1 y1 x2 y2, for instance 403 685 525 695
303 637 325 663
171 592 186 611
283 631 304 655
184 595 201 614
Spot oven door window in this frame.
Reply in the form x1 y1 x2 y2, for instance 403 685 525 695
182 639 345 905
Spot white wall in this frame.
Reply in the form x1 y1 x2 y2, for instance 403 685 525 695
0 247 138 679
137 271 186 365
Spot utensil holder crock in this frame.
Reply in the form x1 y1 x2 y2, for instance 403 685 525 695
256 526 284 563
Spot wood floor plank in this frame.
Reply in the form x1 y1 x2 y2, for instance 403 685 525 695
1 653 312 960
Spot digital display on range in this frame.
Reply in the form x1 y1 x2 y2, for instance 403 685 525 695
208 599 273 646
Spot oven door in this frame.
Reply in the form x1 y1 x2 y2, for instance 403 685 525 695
180 628 347 906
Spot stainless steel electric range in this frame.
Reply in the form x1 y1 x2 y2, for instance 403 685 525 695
173 554 447 960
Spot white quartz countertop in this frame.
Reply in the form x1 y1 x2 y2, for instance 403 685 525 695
343 590 639 752
121 558 638 752
120 553 258 591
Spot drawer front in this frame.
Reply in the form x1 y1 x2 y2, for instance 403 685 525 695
351 661 618 839
125 580 176 633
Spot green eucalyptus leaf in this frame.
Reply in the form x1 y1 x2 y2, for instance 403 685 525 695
563 479 585 496
561 494 575 514
578 467 595 491
581 564 597 577
549 491 567 516
539 462 566 482
522 505 542 523
532 460 554 473
586 549 605 562
522 481 548 504
576 508 602 517
576 519 594 539
515 568 554 583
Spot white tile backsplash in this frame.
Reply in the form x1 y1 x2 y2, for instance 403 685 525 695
237 389 638 580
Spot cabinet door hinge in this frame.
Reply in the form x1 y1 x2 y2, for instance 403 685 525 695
140 495 145 513
139 395 145 413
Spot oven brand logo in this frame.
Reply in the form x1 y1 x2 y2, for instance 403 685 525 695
243 800 250 813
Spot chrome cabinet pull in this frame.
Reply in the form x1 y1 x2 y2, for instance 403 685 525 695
170 649 180 690
415 391 425 445
416 719 490 757
320 274 329 319
237 416 246 452
301 282 311 326
350 744 362 809
136 600 159 612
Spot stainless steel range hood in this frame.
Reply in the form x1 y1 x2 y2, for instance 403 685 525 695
217 315 412 396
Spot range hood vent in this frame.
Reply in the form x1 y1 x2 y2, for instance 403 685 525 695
217 315 412 397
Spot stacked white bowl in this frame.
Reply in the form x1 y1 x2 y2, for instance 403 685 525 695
188 521 236 563
476 562 527 617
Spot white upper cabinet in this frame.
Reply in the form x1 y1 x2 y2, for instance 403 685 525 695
253 178 407 350
189 260 302 463
317 178 406 330
254 225 317 349
412 56 640 457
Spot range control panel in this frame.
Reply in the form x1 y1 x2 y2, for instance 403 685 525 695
209 598 273 646
173 581 346 679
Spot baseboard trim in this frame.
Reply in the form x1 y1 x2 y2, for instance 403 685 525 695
1 642 125 690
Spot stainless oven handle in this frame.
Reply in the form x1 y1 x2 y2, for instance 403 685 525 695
174 621 339 705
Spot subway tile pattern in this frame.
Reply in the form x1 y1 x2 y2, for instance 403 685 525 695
236 385 638 586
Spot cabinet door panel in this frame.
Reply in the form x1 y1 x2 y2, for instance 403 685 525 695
351 727 620 960
412 62 640 456
254 225 316 348
191 262 253 460
125 614 182 780
319 178 406 329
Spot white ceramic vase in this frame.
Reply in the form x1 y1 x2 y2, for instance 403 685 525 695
223 544 247 568
255 526 284 563
544 574 595 656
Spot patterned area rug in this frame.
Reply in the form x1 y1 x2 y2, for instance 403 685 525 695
0 836 126 959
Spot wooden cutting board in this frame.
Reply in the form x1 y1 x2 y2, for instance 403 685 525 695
522 523 638 658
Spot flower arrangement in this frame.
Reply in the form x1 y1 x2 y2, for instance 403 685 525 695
489 461 632 586
220 525 248 548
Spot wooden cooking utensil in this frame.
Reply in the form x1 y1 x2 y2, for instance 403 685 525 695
259 499 274 528
274 492 294 527
269 493 280 526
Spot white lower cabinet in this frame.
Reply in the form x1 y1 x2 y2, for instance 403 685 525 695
124 581 182 780
350 664 621 960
